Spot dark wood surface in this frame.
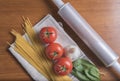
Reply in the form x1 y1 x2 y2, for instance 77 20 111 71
0 0 120 80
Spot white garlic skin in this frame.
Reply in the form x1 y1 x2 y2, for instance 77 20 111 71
64 45 81 61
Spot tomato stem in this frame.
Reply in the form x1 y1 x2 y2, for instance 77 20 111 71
51 51 58 59
45 29 53 38
58 65 67 73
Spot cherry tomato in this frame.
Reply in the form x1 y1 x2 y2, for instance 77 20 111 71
45 43 63 60
39 27 57 44
53 57 73 76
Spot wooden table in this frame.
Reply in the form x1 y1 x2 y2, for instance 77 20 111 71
0 0 120 80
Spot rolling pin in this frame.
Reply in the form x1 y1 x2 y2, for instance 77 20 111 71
52 0 120 76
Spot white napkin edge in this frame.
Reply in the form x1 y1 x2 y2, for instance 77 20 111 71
8 45 48 81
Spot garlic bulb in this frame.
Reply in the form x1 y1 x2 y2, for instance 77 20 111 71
64 45 81 61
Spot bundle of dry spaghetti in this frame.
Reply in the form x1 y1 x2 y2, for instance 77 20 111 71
9 17 72 81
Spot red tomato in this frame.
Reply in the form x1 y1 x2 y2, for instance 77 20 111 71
45 43 63 60
53 57 73 76
39 27 57 44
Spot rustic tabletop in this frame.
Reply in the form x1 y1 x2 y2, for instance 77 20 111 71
0 0 120 81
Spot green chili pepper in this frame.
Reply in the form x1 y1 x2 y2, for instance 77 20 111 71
72 70 90 81
72 59 100 81
84 68 100 81
89 67 100 79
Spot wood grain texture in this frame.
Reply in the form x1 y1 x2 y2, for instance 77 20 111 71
0 0 120 81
